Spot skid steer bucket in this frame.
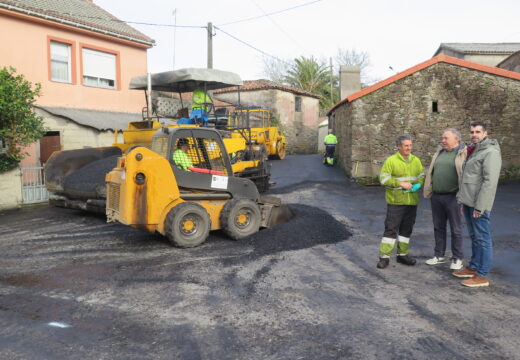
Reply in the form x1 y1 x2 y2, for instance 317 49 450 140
44 146 122 194
259 195 293 228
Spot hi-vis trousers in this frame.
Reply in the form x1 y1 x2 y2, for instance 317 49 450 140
379 205 417 258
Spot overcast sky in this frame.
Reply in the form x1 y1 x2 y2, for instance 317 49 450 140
96 0 520 83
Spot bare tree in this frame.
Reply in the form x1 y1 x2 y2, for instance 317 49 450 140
261 56 290 83
335 48 376 85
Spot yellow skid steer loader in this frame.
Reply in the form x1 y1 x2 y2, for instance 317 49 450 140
105 127 292 247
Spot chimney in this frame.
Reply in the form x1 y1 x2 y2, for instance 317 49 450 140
340 66 361 100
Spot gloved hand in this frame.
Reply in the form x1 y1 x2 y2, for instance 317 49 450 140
403 183 422 193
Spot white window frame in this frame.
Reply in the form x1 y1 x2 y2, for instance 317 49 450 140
82 48 117 89
50 41 72 83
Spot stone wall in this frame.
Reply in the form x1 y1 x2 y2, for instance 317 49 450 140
331 62 520 178
498 52 520 73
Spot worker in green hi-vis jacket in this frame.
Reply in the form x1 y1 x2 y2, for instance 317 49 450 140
173 138 193 171
377 134 425 270
323 129 338 166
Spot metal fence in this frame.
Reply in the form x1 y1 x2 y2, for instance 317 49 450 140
21 166 48 204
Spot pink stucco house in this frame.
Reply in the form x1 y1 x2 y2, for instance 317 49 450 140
0 0 154 167
0 0 153 209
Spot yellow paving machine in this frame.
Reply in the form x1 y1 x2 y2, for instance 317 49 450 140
45 68 276 212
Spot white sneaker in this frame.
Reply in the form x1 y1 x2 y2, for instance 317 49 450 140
450 259 463 270
425 256 446 265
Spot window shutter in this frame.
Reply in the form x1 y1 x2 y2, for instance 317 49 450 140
82 48 116 81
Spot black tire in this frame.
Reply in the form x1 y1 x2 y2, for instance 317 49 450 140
220 199 261 240
164 202 211 248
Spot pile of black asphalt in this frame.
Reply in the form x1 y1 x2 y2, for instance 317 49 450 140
214 203 352 263
63 155 119 194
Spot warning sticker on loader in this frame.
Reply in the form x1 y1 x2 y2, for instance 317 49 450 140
211 175 228 189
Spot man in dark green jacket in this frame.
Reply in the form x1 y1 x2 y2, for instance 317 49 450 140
454 121 501 288
423 129 467 270
377 134 425 269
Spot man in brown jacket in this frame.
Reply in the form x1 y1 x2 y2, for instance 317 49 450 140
423 129 467 270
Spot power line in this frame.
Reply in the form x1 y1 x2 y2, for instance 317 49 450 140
214 25 292 66
248 0 307 53
217 0 322 26
22 8 205 28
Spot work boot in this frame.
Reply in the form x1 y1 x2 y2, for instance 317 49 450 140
461 275 489 288
396 254 416 266
377 258 389 269
452 268 477 278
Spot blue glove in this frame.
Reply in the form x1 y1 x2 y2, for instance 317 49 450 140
403 183 422 193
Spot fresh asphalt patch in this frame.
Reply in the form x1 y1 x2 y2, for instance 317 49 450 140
214 203 352 263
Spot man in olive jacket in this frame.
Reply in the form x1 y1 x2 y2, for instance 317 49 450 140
423 129 467 270
454 121 501 288
377 134 425 269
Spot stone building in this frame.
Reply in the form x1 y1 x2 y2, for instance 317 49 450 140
434 43 520 66
214 80 321 154
498 50 520 73
327 54 520 179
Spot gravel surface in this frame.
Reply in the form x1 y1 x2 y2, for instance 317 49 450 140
0 154 519 360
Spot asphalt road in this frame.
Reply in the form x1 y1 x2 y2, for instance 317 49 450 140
0 154 519 360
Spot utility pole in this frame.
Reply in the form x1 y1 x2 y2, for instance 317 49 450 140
330 57 333 105
207 22 213 69
172 9 177 70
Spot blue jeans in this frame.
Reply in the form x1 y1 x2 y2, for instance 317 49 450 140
463 205 493 277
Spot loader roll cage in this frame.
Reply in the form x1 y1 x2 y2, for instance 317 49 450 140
151 127 260 200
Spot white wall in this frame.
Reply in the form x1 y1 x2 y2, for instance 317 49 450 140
40 110 121 150
0 168 22 210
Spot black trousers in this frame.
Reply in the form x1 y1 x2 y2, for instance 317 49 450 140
383 204 417 239
325 145 335 157
431 193 464 259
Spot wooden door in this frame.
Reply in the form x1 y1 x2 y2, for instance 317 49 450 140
40 131 61 164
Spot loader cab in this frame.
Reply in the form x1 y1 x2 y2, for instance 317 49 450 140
152 127 259 199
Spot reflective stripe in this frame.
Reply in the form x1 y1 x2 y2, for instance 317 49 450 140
418 172 425 178
380 173 391 184
396 176 418 181
380 255 390 259
398 236 410 244
381 237 396 245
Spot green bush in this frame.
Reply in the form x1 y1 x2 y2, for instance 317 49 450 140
0 153 19 172
355 176 380 186
0 67 46 173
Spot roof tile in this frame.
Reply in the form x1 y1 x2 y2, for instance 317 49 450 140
327 54 520 115
214 79 321 99
0 0 154 46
